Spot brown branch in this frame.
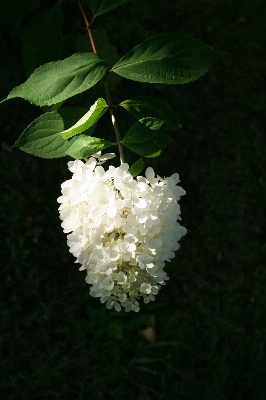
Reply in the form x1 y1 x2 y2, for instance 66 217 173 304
77 0 97 53
77 0 125 164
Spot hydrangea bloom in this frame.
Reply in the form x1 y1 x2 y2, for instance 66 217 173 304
58 153 186 312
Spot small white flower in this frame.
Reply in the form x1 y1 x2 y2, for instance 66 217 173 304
140 283 152 294
58 152 186 312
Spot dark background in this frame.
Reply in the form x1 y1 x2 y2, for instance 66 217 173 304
1 0 266 399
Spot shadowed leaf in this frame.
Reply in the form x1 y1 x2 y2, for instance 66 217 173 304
123 118 164 144
87 0 128 16
129 157 144 177
121 96 181 130
22 3 64 76
125 131 170 158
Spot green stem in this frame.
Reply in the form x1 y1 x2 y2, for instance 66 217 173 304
103 78 125 164
77 0 125 164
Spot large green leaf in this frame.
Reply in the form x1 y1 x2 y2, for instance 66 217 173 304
129 157 144 177
87 0 128 16
124 131 170 158
66 136 114 159
13 108 96 158
4 53 108 106
112 33 222 84
122 118 164 144
121 96 181 131
22 3 64 76
61 98 108 139
75 28 122 85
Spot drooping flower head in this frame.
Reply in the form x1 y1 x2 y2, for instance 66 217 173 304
58 153 186 312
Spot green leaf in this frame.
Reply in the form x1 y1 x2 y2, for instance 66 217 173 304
4 53 108 106
123 118 164 144
112 33 222 84
66 136 114 159
0 0 41 25
13 108 95 158
87 0 128 16
121 96 181 131
75 28 122 86
61 98 108 139
125 131 170 158
129 157 144 177
22 3 64 76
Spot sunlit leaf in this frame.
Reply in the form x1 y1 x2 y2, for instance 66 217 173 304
75 28 122 85
4 53 108 106
66 136 114 159
13 108 95 158
61 98 108 139
112 33 222 84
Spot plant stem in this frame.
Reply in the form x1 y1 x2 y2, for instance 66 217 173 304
77 0 96 50
103 78 125 164
77 0 125 164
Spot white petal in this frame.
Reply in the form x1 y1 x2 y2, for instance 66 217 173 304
134 198 147 209
107 206 117 218
145 167 155 181
114 302 121 312
178 226 187 236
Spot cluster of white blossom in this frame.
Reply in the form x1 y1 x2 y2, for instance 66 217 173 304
58 153 186 312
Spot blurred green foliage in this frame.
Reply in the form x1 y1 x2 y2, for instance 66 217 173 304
1 0 266 399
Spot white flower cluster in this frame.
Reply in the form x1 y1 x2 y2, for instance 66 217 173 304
58 153 186 312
